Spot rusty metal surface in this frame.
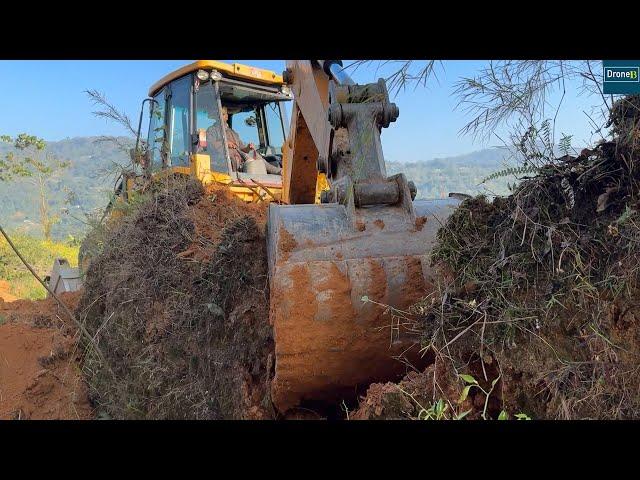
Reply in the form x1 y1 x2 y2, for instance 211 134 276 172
282 105 321 204
282 61 331 204
267 198 459 412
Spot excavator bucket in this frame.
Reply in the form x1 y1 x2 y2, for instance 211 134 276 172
268 193 460 412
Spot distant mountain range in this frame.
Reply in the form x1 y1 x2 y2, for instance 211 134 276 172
387 147 514 200
0 137 516 240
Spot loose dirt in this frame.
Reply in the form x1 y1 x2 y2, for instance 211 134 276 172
354 95 640 420
0 280 17 302
278 226 298 262
415 216 427 231
0 292 92 420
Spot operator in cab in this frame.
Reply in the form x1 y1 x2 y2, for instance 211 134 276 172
207 106 282 175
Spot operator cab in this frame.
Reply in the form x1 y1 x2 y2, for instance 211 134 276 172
196 80 287 174
144 61 291 187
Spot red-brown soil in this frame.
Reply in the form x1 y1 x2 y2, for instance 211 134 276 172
0 280 17 302
184 184 267 262
0 292 92 420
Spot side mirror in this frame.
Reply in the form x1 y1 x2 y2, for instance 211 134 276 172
244 116 257 127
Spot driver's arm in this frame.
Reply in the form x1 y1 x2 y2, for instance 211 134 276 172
232 131 258 153
227 129 246 151
206 126 226 154
239 140 255 153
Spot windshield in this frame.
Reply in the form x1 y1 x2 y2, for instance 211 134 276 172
148 90 167 172
229 107 261 147
219 82 288 151
264 102 285 154
167 76 191 167
194 81 230 173
194 78 290 176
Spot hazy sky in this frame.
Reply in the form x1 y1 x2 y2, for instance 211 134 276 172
0 60 603 162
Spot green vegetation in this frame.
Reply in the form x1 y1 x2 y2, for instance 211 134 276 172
0 136 130 241
1 134 71 241
411 100 640 418
0 232 79 299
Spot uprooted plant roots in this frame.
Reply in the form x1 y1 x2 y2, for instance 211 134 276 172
397 99 640 420
78 176 274 419
352 96 640 420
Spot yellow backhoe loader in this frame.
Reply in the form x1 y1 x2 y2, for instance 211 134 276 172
50 59 460 413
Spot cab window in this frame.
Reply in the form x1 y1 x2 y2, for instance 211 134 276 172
194 81 229 173
147 89 167 172
229 107 262 147
264 102 285 154
167 76 191 167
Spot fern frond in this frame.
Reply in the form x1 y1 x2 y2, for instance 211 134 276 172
559 133 573 157
541 119 551 150
481 165 541 184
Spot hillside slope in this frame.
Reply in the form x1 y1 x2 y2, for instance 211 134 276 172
387 148 513 200
0 137 513 240
0 136 131 241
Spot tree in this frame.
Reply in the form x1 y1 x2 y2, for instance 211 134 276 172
85 89 146 164
0 134 70 241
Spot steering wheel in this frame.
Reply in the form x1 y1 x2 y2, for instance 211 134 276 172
250 145 282 168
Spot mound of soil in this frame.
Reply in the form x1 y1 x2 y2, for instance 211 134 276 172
352 362 466 420
79 177 273 419
0 292 92 420
356 96 640 420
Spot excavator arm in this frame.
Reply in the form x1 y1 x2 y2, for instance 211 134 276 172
281 60 332 205
268 60 461 412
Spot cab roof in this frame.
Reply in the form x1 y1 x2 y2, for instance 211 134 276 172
148 60 285 97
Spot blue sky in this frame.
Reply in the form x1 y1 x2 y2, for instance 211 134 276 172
0 60 603 162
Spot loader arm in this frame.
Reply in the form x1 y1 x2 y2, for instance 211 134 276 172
268 60 461 413
281 60 332 205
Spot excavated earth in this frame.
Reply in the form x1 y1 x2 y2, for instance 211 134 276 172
0 292 92 420
7 98 640 421
352 96 640 420
79 177 275 419
0 280 18 303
